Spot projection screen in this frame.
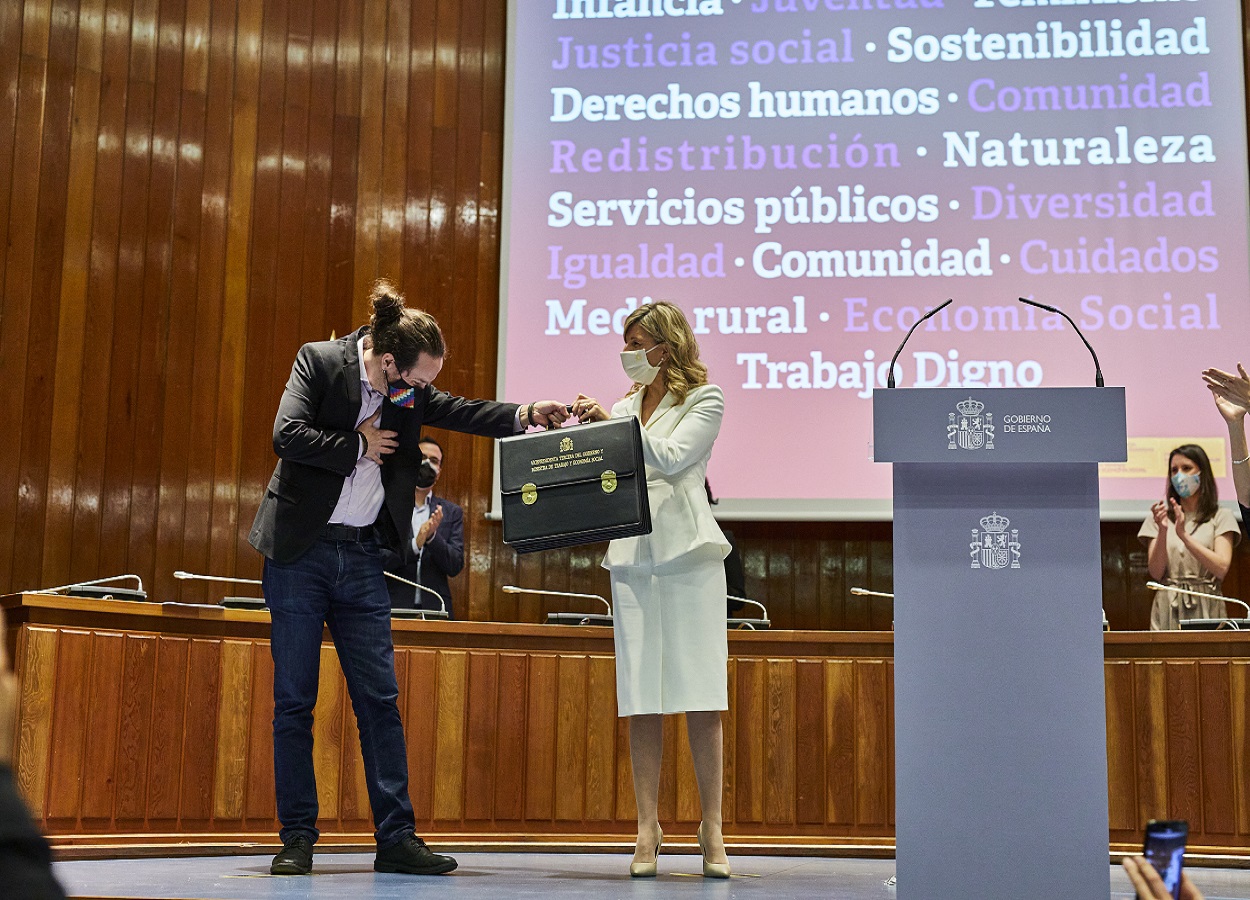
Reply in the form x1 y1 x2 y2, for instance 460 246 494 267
498 0 1250 519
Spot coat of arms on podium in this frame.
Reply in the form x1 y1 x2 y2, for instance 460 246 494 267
970 512 1021 570
948 397 995 450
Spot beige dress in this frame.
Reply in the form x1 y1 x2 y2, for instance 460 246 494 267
1138 507 1242 630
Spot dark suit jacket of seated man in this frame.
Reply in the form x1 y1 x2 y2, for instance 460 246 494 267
383 436 464 617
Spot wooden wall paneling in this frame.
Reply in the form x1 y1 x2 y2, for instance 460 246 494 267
766 525 796 629
213 639 252 821
1199 661 1236 837
114 632 158 823
1133 661 1168 823
270 0 312 416
13 627 57 819
614 701 637 824
1165 661 1203 829
0 0 52 592
233 0 288 575
585 655 617 822
311 644 344 822
0 0 26 294
733 657 764 824
867 528 894 631
210 0 261 581
180 637 221 824
402 649 439 823
295 0 335 344
45 629 92 823
178 0 232 602
1233 662 1250 835
764 658 796 825
794 658 826 825
433 649 468 821
67 0 126 585
524 653 557 821
153 0 210 601
493 652 528 821
243 641 275 823
375 0 409 284
324 0 361 330
854 659 890 826
401 0 434 303
348 0 385 309
128 0 186 593
554 654 588 822
1105 660 1138 832
80 630 124 822
824 659 856 826
464 650 499 821
44 0 104 586
722 657 736 826
97 0 154 588
147 635 191 823
843 530 872 631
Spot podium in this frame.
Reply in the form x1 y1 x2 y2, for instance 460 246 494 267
874 387 1127 900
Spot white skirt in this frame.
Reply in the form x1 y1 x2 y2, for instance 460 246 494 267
610 551 729 717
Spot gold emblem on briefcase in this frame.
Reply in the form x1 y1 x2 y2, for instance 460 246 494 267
601 470 617 494
560 436 573 452
522 482 538 505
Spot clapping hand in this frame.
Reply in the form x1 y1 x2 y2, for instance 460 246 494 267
1122 855 1204 900
1151 500 1171 532
1204 364 1250 422
415 505 444 550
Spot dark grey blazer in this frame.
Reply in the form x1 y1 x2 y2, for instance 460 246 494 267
249 327 517 564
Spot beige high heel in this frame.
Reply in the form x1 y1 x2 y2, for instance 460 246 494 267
697 822 731 878
629 829 662 878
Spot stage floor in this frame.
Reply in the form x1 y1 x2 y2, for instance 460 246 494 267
51 851 1250 899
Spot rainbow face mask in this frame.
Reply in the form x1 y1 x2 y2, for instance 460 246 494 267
388 381 417 409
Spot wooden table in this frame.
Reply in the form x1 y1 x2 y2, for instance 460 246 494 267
3 593 1247 859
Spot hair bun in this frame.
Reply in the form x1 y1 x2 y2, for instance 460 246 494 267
370 279 404 328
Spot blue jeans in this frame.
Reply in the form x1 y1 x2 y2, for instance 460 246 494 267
263 537 414 848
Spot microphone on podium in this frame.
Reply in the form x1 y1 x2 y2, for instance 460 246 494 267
1016 297 1105 387
173 570 264 609
29 574 147 601
502 585 613 626
1147 580 1250 629
886 299 953 388
850 587 895 599
383 571 450 620
727 596 771 630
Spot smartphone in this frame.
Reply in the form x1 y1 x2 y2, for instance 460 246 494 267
1141 819 1188 900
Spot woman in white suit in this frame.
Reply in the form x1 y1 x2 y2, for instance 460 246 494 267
572 302 732 879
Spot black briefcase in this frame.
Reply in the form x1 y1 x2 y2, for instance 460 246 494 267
499 418 651 553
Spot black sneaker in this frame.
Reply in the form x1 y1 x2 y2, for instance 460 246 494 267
374 833 458 875
270 834 314 875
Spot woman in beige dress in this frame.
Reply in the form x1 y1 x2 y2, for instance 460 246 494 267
1138 444 1241 629
572 302 731 878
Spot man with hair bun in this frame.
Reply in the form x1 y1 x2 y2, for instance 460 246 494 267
249 279 567 876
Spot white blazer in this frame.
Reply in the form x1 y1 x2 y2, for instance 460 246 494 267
602 383 731 573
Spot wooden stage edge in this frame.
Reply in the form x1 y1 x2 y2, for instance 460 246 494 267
9 593 1250 863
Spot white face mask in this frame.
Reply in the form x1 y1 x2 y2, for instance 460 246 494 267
621 345 664 384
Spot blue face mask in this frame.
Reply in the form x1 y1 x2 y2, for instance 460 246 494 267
1171 471 1201 498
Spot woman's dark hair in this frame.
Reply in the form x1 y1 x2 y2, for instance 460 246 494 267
1166 443 1219 525
368 279 445 370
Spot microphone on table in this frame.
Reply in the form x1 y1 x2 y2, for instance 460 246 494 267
29 574 147 601
503 585 612 625
886 299 953 388
173 570 264 609
850 587 895 599
727 595 771 630
1147 580 1250 620
383 572 449 619
1016 297 1105 387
